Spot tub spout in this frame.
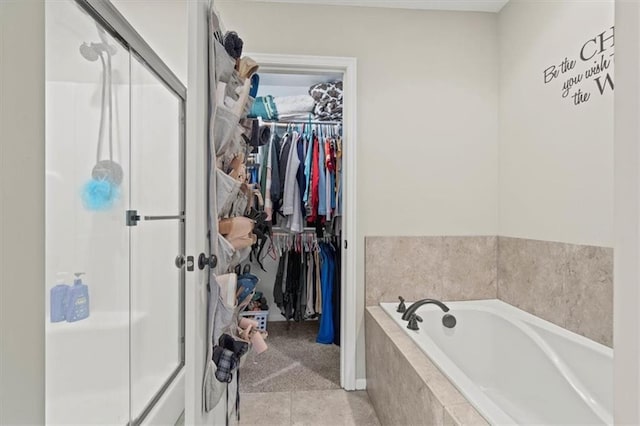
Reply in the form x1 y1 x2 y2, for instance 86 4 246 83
401 298 450 321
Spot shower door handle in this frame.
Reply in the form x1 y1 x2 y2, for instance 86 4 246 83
175 255 195 271
126 210 185 226
144 214 185 221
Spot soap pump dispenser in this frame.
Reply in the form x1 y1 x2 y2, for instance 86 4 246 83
50 272 69 323
66 272 90 322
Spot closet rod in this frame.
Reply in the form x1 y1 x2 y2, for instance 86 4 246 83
262 120 342 126
272 226 317 233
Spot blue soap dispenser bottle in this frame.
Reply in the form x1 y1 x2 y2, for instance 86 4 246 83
50 272 69 323
66 272 90 322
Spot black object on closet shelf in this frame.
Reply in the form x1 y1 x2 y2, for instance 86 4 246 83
241 119 271 152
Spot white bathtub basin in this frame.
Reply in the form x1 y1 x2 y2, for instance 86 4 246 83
380 299 613 425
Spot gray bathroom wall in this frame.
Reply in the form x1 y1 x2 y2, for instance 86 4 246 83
498 0 614 247
0 0 46 424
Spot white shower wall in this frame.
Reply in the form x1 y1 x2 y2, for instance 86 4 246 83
45 81 130 315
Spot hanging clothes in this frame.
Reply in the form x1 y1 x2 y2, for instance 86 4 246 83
317 133 327 217
332 240 341 346
316 242 335 344
296 136 307 218
269 133 282 222
267 233 340 345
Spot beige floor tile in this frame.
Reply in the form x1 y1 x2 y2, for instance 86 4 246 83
239 391 291 426
291 390 380 426
344 391 381 426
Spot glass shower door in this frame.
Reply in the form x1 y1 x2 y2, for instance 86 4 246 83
46 1 186 424
129 53 185 422
45 1 131 424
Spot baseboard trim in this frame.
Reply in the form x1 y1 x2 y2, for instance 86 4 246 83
355 378 367 390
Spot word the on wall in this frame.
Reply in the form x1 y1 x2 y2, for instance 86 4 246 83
543 27 614 106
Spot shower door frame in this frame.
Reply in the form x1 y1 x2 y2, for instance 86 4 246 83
73 1 187 424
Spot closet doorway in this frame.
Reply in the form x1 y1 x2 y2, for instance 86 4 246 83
243 53 358 392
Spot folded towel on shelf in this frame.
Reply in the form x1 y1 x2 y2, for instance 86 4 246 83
249 95 316 121
274 95 315 116
249 95 278 120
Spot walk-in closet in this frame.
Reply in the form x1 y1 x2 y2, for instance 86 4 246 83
239 71 345 393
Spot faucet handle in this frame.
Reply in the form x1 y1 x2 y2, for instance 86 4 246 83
407 313 422 331
397 296 407 313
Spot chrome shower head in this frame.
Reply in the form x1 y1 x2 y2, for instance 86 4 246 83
79 42 100 61
79 41 117 61
80 25 116 62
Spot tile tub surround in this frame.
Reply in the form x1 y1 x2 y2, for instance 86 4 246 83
365 236 497 306
365 307 488 426
364 235 613 347
497 237 613 347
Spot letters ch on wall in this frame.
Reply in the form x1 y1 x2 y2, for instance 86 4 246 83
543 27 614 106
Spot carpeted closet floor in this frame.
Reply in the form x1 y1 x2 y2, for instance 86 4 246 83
239 321 341 393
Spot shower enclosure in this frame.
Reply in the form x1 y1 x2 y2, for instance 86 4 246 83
45 0 186 423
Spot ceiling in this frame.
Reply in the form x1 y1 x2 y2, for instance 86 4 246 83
241 0 510 13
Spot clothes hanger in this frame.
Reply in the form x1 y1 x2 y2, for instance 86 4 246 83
266 239 277 260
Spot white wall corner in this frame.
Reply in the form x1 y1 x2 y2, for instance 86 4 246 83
614 0 640 424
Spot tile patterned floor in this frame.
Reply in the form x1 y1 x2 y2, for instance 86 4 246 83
238 390 380 426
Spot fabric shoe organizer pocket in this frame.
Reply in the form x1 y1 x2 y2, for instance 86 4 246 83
213 105 241 157
214 39 236 84
216 168 241 218
219 216 256 251
203 272 235 411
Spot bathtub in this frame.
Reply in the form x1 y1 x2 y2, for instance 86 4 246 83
46 311 184 425
380 299 613 425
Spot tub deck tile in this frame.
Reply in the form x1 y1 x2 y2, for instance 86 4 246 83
366 307 488 426
444 403 490 426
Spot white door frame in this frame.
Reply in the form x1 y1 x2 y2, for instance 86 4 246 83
185 1 217 424
247 53 359 391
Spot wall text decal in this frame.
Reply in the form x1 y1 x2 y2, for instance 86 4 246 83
543 26 614 106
